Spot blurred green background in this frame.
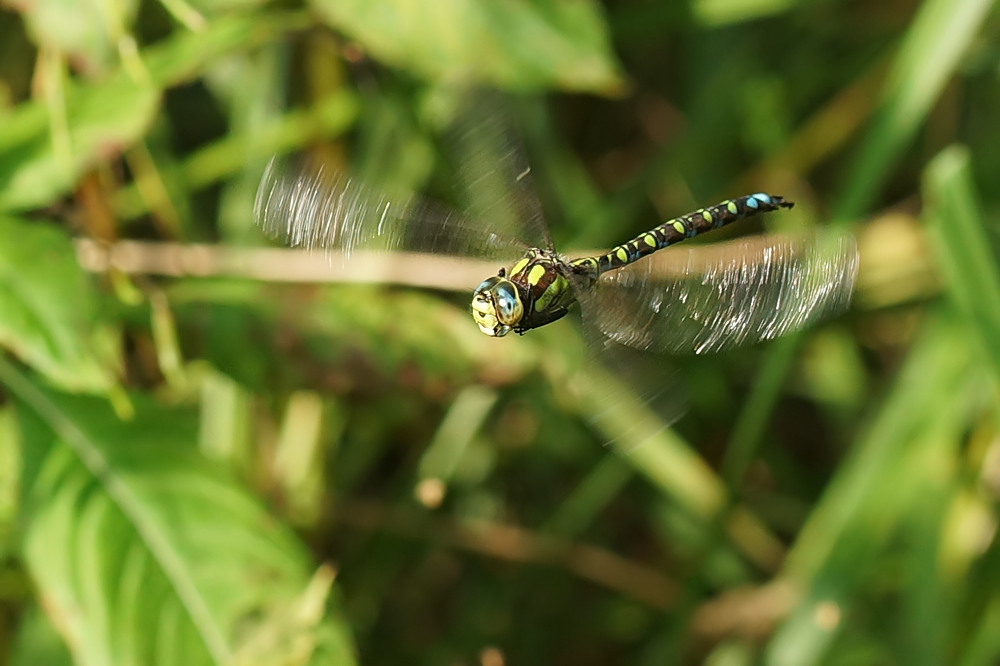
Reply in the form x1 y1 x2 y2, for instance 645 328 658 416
1 0 1000 664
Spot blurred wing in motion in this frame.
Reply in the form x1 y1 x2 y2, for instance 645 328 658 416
254 156 527 262
442 94 554 253
581 329 691 443
585 231 859 354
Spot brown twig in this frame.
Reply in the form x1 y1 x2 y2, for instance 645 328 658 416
75 239 499 292
332 497 679 610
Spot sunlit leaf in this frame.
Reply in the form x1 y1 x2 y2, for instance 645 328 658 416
0 13 306 213
0 78 158 212
0 215 114 392
11 367 357 665
310 0 625 93
7 0 140 75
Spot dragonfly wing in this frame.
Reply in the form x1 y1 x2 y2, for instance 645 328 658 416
587 231 859 354
442 93 555 253
569 273 690 443
582 318 690 436
254 156 527 261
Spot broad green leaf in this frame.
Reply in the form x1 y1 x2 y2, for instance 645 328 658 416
9 364 357 665
0 78 159 211
310 0 625 93
0 215 114 392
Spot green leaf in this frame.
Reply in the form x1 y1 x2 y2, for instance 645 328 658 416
0 215 115 392
0 78 159 212
8 361 357 665
0 12 309 213
10 0 140 75
310 0 625 93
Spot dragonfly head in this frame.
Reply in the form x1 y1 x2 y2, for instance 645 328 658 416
471 273 524 337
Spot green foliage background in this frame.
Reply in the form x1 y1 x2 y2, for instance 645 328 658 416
1 0 999 664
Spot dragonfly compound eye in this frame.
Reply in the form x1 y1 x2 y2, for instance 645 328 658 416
492 281 523 325
471 277 523 337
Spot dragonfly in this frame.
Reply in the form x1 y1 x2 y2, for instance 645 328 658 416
254 108 857 365
470 192 793 339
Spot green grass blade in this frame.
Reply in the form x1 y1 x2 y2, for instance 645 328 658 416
960 595 1000 666
693 0 800 27
576 363 785 571
834 0 996 220
418 385 498 488
545 455 632 538
924 145 1000 386
765 316 976 664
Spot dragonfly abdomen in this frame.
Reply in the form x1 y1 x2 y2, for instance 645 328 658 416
573 193 793 276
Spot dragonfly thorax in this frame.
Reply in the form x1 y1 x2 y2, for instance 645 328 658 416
471 273 524 337
471 249 578 337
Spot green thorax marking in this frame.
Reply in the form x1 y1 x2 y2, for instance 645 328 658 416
506 248 576 332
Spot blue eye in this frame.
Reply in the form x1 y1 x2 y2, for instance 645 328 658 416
471 277 523 328
475 277 500 294
495 283 517 315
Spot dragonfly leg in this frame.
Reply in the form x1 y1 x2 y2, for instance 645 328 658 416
515 306 569 334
